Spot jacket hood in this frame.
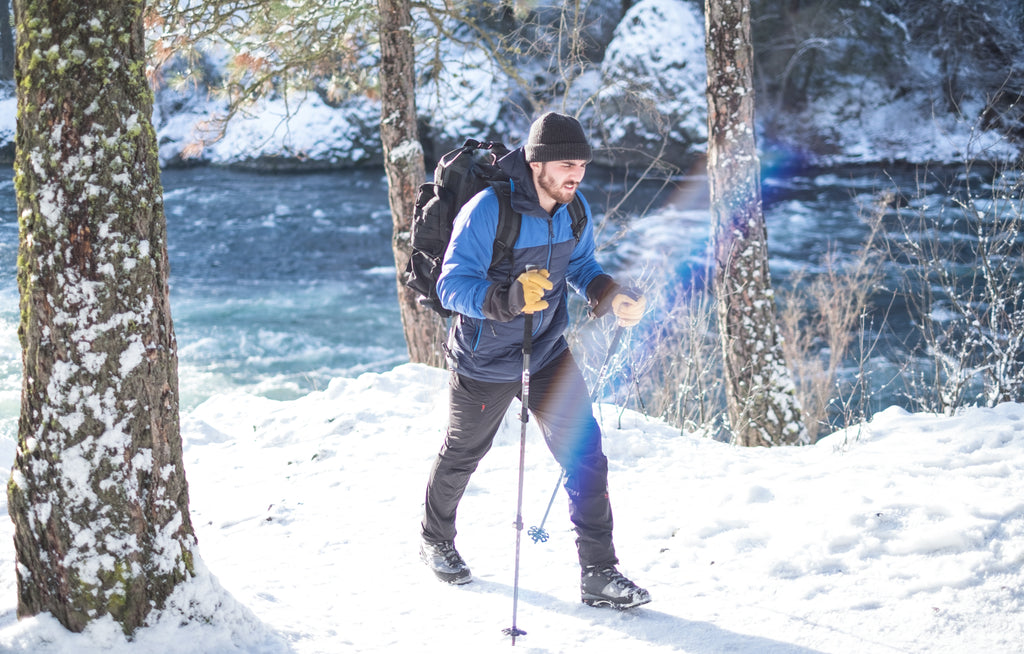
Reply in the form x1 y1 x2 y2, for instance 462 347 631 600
497 147 549 217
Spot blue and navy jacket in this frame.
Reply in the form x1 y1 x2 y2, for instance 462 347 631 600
437 147 617 382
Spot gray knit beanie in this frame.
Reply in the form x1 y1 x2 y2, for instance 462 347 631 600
524 112 593 163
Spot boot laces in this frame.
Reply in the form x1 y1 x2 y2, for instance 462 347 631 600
586 565 636 592
436 542 465 567
600 566 632 589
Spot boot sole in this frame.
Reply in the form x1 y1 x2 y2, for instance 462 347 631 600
582 594 651 609
433 569 473 585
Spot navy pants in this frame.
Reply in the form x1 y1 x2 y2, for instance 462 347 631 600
421 348 617 568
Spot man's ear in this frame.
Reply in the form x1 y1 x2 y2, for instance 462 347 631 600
528 161 543 174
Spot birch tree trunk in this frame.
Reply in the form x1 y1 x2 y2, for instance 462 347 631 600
377 0 447 368
704 0 808 446
8 0 197 633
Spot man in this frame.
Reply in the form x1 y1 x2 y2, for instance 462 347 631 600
419 112 650 609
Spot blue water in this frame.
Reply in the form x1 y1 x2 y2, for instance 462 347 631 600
0 162 1014 444
159 168 407 408
0 167 408 448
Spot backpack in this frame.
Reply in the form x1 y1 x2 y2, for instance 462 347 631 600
403 138 587 317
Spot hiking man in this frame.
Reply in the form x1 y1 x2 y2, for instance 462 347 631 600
419 112 651 609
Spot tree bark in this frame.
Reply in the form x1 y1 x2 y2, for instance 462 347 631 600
0 1 13 80
377 0 447 368
704 0 808 446
8 0 196 633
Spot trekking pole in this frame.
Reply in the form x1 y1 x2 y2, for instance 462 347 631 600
503 311 533 644
528 324 626 545
628 347 647 413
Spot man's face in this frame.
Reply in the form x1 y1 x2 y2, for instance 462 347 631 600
531 160 588 206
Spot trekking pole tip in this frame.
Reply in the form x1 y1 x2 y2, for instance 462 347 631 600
502 626 527 644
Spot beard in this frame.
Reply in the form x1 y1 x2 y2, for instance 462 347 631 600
536 167 578 206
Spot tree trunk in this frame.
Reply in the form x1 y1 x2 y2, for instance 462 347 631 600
0 2 13 81
8 0 196 633
377 0 447 368
704 0 808 446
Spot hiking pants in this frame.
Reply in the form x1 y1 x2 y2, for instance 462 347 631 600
421 348 617 569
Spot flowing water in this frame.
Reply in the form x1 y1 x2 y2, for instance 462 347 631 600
0 162 1017 442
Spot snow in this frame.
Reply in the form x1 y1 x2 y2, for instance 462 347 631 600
2 0 1019 169
0 3 1021 649
0 363 1021 653
596 0 708 156
161 91 382 167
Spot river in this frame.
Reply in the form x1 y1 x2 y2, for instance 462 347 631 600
0 161 1017 442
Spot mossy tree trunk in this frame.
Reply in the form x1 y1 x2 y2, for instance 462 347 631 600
8 0 197 634
377 0 447 368
704 0 808 446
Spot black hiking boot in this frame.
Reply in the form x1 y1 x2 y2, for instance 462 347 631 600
420 539 472 585
581 565 651 609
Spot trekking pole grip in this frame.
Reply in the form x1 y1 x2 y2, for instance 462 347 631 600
522 264 539 353
522 312 533 355
521 312 532 423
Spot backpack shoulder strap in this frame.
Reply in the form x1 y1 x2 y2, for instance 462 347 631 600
489 180 520 269
567 191 587 243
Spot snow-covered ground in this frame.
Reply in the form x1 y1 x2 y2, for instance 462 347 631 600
0 363 1020 653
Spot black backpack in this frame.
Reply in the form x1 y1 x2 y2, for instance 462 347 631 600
403 139 587 317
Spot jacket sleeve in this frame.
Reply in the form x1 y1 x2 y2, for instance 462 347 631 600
436 190 502 320
565 193 616 313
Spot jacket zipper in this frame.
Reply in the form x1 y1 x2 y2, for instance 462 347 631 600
531 216 557 337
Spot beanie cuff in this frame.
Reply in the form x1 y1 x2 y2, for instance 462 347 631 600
525 142 593 163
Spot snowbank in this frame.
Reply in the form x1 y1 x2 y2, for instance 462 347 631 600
0 364 1020 653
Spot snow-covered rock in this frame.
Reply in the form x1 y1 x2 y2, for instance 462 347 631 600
592 0 708 168
1 0 1021 170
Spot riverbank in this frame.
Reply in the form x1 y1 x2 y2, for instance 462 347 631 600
0 81 1019 175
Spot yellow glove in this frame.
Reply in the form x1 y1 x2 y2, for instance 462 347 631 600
517 269 552 314
611 291 646 327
